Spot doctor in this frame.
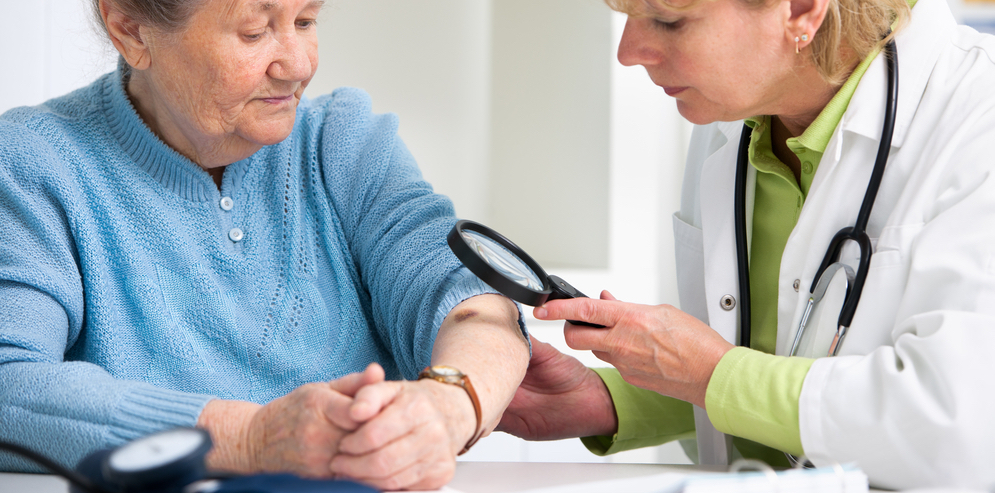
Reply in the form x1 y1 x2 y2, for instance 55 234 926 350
496 0 995 489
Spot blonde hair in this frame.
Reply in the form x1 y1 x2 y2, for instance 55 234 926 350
605 0 910 85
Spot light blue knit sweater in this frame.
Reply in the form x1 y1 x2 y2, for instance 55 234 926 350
0 68 506 472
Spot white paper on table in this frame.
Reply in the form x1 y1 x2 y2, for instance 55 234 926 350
511 472 688 493
385 487 467 493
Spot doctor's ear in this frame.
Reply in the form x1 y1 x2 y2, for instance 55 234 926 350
782 0 831 52
99 0 153 70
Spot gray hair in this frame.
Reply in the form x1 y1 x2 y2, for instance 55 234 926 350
93 0 205 33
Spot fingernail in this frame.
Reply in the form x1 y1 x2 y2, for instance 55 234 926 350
535 307 548 318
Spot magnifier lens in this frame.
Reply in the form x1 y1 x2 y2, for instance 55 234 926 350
460 229 545 292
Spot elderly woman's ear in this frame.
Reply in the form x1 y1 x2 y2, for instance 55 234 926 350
99 0 153 70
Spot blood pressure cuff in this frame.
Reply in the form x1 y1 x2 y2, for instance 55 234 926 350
72 448 378 493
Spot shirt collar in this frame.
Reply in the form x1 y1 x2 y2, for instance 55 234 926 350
748 0 919 156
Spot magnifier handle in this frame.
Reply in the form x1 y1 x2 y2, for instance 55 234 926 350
546 275 607 329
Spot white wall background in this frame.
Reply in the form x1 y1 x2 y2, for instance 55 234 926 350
0 0 118 111
306 0 495 227
6 0 992 466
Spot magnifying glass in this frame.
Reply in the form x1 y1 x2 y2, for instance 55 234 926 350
447 220 605 328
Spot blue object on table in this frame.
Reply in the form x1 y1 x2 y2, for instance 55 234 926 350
70 429 378 493
73 450 377 493
209 474 378 492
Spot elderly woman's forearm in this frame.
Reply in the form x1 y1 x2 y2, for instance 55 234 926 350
197 400 261 473
431 294 530 439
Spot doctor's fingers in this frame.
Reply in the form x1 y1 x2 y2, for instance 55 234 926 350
327 362 386 399
563 303 671 353
563 324 614 352
535 297 626 327
592 349 616 365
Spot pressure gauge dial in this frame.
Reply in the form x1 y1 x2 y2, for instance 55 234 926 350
103 427 212 489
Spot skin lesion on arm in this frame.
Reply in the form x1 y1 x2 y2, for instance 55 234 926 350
432 294 530 435
448 308 480 325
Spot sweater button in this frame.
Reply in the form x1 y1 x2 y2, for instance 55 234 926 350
229 228 244 242
220 196 234 211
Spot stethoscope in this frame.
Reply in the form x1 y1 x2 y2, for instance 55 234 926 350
733 39 899 357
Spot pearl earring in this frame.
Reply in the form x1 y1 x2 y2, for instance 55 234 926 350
795 33 809 54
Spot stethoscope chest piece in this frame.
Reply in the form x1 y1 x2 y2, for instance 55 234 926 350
790 263 854 357
734 39 899 357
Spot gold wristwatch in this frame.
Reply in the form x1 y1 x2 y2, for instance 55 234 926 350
418 365 483 455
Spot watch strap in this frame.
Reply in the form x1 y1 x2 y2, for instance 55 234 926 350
419 366 484 455
458 375 484 454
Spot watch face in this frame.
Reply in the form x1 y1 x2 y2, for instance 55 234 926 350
431 365 463 377
108 428 208 473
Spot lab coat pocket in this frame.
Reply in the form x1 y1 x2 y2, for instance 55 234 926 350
673 213 709 324
794 250 906 358
843 249 908 355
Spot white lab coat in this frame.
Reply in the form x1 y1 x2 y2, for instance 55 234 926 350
673 0 995 488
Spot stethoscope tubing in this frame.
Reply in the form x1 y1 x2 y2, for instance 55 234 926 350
734 125 753 347
733 39 899 350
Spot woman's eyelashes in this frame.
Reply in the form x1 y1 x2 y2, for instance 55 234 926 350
241 18 315 42
653 17 684 31
242 27 267 42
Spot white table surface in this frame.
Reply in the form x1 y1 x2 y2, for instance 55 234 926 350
0 462 726 493
447 462 725 493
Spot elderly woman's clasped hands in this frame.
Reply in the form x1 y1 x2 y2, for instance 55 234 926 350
200 363 477 490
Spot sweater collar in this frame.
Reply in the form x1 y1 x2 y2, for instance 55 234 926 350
101 61 251 202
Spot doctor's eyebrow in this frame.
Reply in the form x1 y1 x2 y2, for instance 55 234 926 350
251 0 325 13
614 0 694 17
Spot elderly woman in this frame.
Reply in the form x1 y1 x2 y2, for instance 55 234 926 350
498 0 995 489
0 0 529 489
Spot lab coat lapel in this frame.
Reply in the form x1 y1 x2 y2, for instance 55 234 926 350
699 121 750 346
773 0 952 355
692 121 748 466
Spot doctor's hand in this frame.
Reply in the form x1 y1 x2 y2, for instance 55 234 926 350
535 291 735 409
197 362 386 478
496 335 618 440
